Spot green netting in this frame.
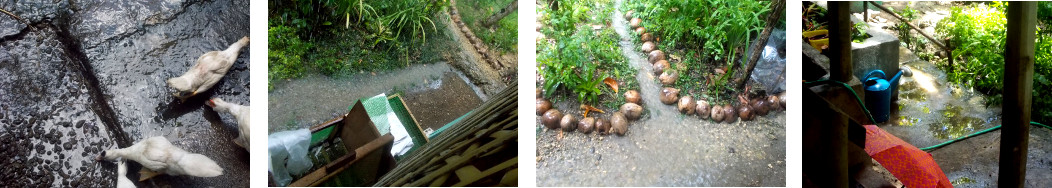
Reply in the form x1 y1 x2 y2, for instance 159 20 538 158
388 95 428 161
361 94 393 135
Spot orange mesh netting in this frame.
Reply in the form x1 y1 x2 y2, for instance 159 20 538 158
864 125 953 188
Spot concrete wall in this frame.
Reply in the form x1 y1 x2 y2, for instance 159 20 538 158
850 16 901 82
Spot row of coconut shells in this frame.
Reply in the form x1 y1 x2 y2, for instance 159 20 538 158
537 89 644 136
627 10 786 122
449 5 503 69
661 87 786 122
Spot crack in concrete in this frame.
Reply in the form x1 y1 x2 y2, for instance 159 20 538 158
0 20 44 43
49 20 131 148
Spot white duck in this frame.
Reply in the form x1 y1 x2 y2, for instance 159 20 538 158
207 98 250 150
97 136 224 180
116 160 136 188
167 36 249 102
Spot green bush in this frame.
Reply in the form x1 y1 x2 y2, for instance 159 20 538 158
935 1 1052 123
268 24 311 85
896 4 920 49
625 0 768 63
624 0 771 100
936 2 1007 95
538 0 629 105
1033 35 1052 123
267 0 450 81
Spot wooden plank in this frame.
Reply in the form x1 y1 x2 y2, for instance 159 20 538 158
342 101 381 151
999 2 1037 187
289 134 394 187
453 157 518 186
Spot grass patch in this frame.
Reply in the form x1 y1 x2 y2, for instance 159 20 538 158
456 0 518 53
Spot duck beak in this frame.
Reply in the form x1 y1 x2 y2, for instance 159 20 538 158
95 151 106 162
206 99 216 108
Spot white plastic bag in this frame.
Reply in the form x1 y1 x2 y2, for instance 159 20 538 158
268 129 313 186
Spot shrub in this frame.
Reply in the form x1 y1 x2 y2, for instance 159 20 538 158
268 24 311 84
936 2 1007 95
538 0 629 105
936 1 1052 122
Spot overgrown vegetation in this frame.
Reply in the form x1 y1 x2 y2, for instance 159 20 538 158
623 0 774 104
267 0 450 90
538 0 635 108
896 4 921 50
802 3 827 31
933 1 1052 122
456 0 518 53
936 2 1007 97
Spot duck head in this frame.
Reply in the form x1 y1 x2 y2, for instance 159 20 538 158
167 77 195 100
96 150 119 162
95 150 108 161
208 98 229 113
167 77 192 93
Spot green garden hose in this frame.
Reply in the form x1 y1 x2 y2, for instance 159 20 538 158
804 79 1052 152
803 79 878 124
920 122 1052 151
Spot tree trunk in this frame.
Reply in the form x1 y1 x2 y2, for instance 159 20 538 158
482 0 518 28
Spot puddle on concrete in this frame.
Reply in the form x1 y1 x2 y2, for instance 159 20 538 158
535 1 786 186
869 4 1052 186
879 54 1001 147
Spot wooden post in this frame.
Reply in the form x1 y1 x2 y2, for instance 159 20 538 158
1000 2 1037 187
822 2 852 188
863 1 868 23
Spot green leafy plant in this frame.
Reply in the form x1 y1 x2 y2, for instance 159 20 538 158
539 27 613 104
803 2 827 31
623 0 770 100
1034 35 1052 123
936 2 1007 95
896 4 920 50
268 23 312 89
266 0 451 80
926 1 1052 123
539 0 630 105
852 22 871 43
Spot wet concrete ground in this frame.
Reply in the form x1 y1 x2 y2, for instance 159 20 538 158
535 2 786 186
267 63 485 133
0 0 249 187
872 46 1052 187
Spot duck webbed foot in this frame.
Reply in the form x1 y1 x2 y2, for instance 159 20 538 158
138 169 162 181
